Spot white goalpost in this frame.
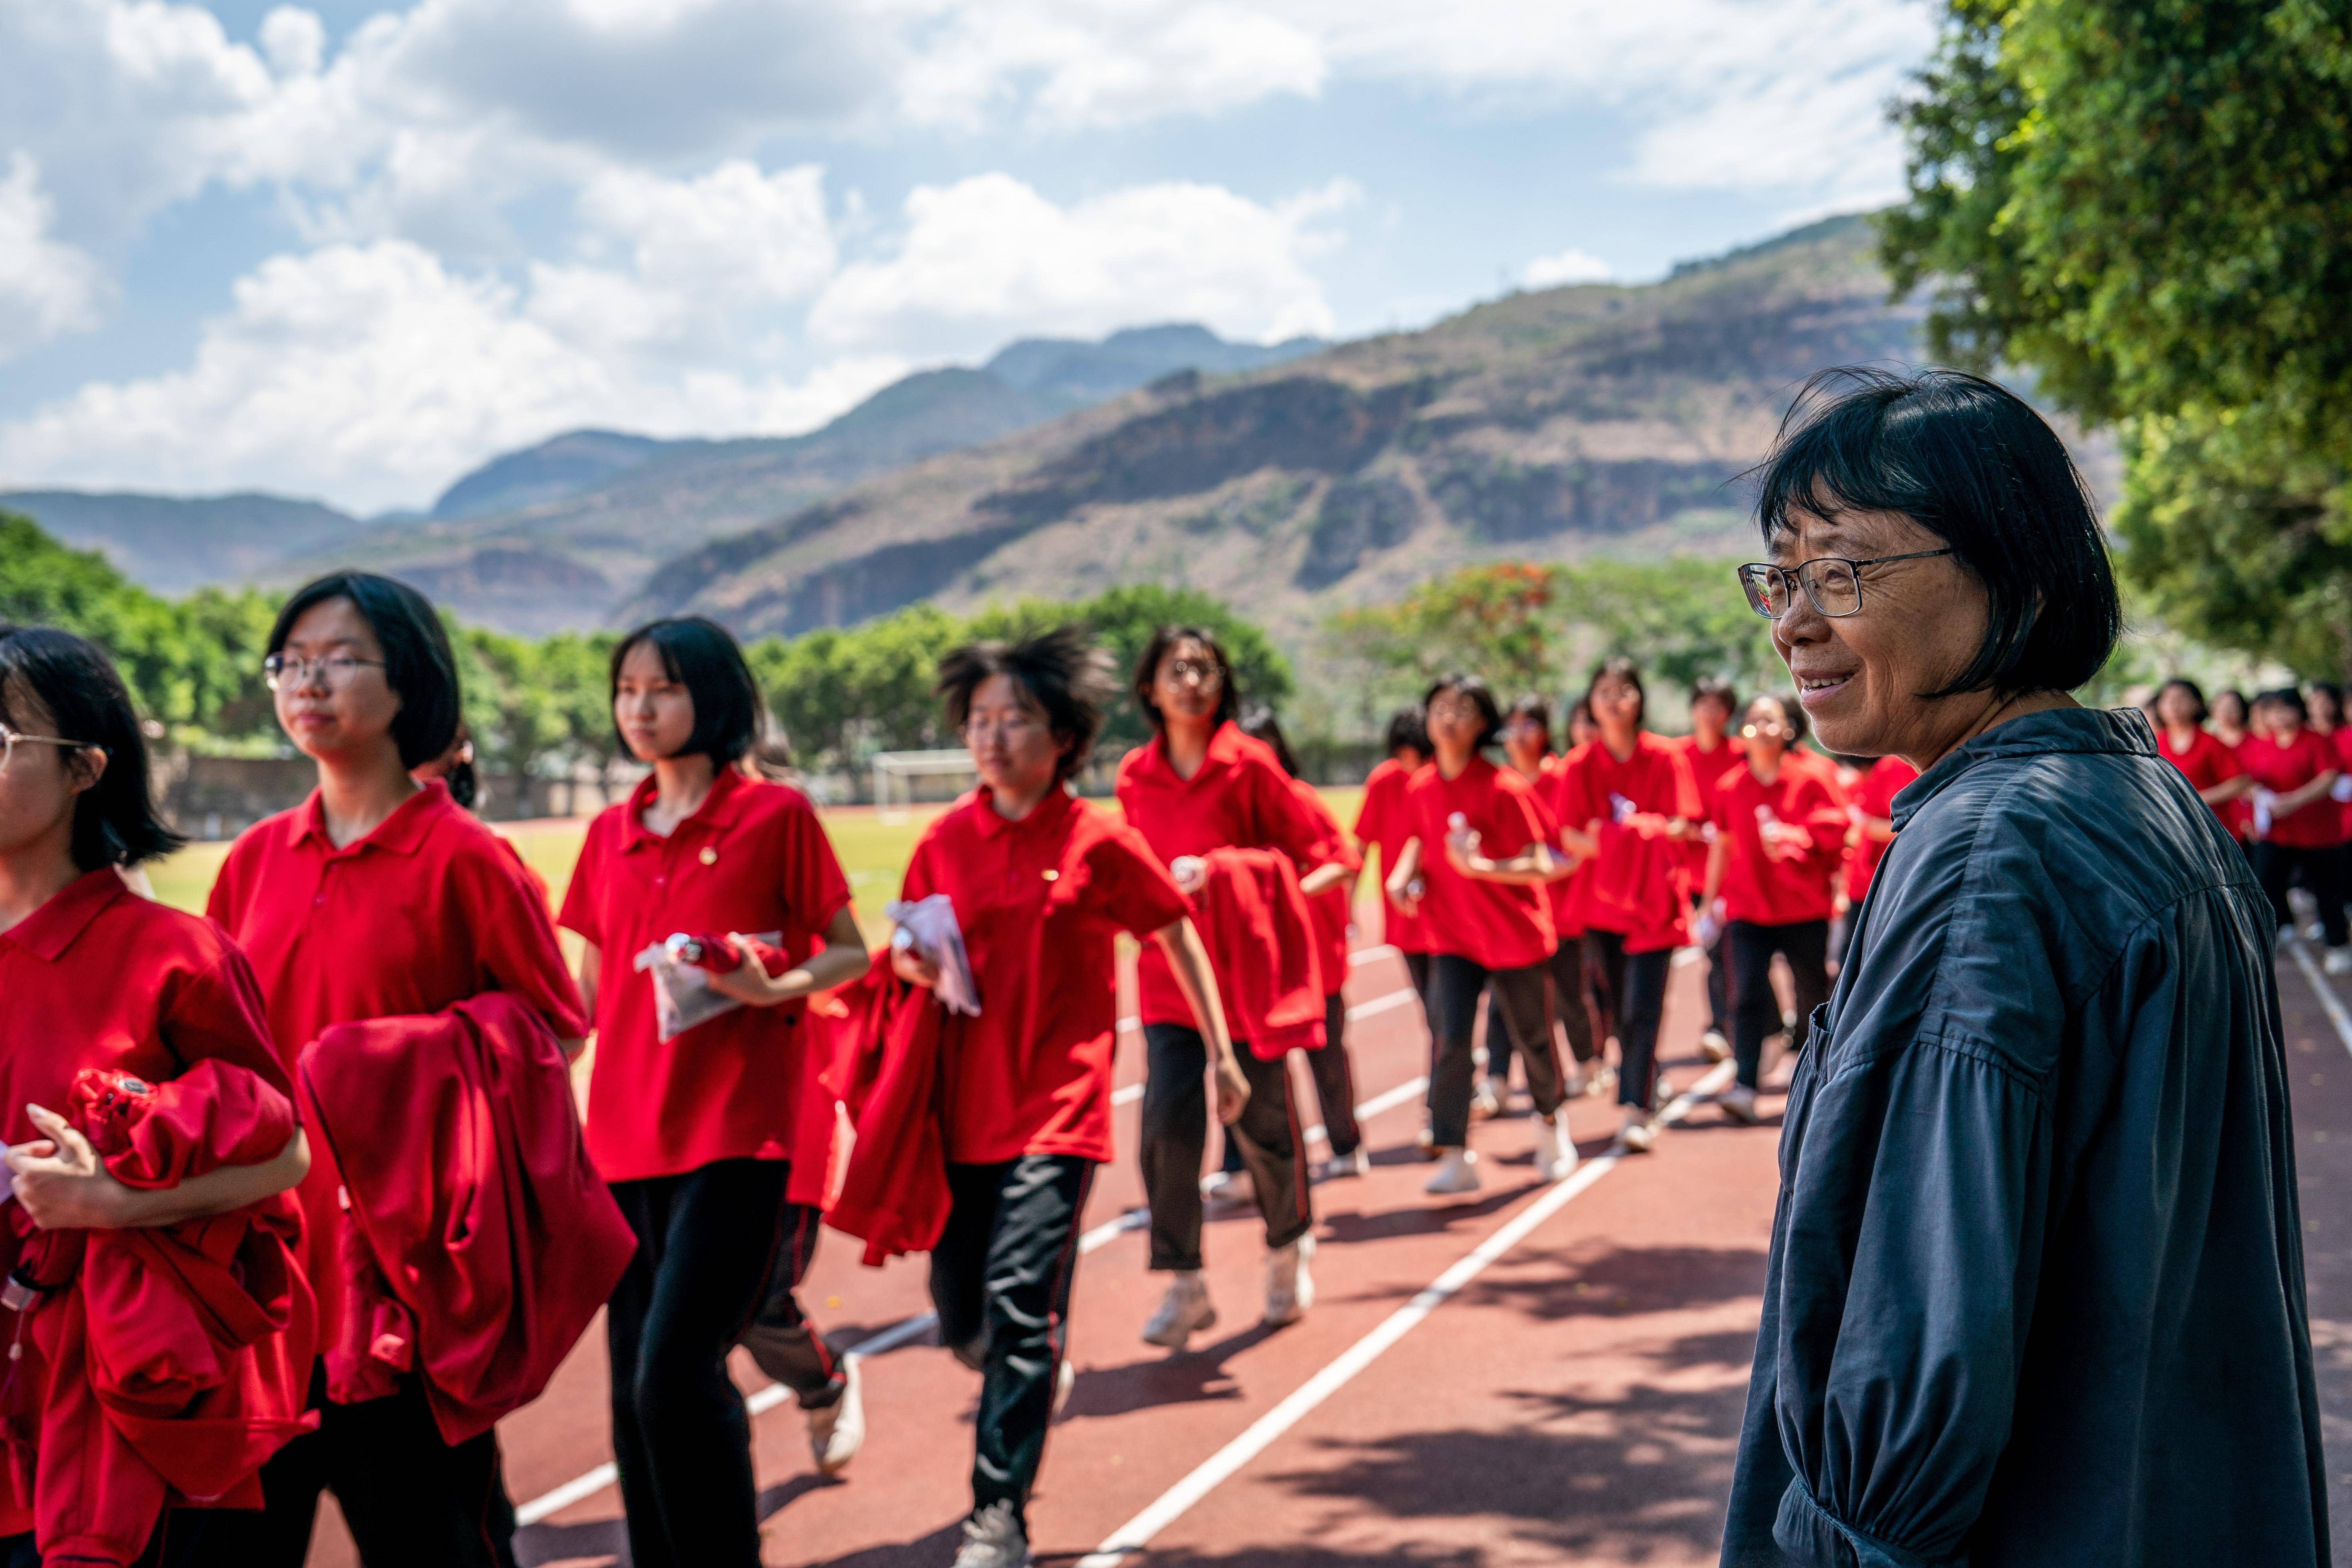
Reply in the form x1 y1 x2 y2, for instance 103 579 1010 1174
871 749 980 823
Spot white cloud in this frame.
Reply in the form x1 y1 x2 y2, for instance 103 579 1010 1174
0 153 107 359
1522 247 1613 289
811 173 1350 358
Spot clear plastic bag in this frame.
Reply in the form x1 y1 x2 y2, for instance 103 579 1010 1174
632 929 783 1042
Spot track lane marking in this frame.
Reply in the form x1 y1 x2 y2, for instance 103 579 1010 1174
1072 1057 1739 1566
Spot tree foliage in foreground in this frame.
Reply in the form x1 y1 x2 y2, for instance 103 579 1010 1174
1881 0 2352 675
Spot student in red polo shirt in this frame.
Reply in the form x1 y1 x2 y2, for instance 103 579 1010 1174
1352 706 1434 1021
2153 679 2253 839
1116 626 1343 1349
1384 675 1578 1195
0 626 313 1564
1842 753 1921 913
204 574 588 1568
2241 687 2350 969
558 618 870 1568
1697 693 1848 1122
1675 678 1742 1062
1545 658 1701 1153
898 628 1220 1568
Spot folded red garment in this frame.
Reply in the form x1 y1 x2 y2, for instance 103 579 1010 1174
1195 846 1327 1060
297 993 635 1444
824 955 953 1267
664 931 789 976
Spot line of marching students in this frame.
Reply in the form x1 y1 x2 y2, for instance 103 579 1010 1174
12 564 2260 1568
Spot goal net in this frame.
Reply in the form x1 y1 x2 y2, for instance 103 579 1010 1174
871 749 980 823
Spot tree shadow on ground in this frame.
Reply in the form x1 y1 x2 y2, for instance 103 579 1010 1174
1462 1240 1769 1325
1061 1319 1284 1419
515 1473 842 1566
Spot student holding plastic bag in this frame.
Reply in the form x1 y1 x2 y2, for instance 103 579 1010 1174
894 628 1224 1568
559 618 870 1568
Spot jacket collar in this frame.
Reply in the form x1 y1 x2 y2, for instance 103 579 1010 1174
968 781 1077 840
1 867 130 962
286 779 454 857
619 762 751 850
1892 706 2155 832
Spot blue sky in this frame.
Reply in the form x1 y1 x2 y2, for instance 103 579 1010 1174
0 0 1939 513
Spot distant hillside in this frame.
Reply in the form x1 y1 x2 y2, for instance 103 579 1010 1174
0 490 365 594
628 214 1925 648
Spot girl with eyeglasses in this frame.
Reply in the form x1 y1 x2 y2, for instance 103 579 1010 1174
556 618 870 1568
0 625 312 1565
1115 625 1342 1350
1695 693 1849 1123
201 573 588 1567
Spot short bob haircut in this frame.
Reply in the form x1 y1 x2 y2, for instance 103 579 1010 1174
1132 624 1239 733
940 626 1117 784
1506 695 1553 739
1384 704 1430 759
2155 677 2208 725
0 624 183 870
611 617 765 765
1583 656 1647 727
2255 686 2308 723
1422 673 1504 749
1239 705 1303 781
1753 366 2121 700
1745 689 1811 748
1690 676 1739 717
270 573 461 770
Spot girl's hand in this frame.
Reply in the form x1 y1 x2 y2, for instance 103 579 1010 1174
1386 875 1422 917
1214 1057 1251 1125
891 942 943 991
705 935 781 1006
1170 855 1207 896
1443 825 1482 871
6 1104 137 1230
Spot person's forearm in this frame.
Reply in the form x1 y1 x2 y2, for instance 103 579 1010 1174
1386 838 1424 897
1559 822 1600 858
1157 920 1237 1067
1859 815 1896 845
2277 772 2338 815
1298 861 1352 898
1703 839 1728 907
116 1129 310 1227
2202 774 2254 806
755 940 869 1005
1463 845 1557 885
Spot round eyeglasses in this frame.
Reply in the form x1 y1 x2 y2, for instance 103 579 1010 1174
264 652 386 691
0 721 96 777
1736 550 1953 619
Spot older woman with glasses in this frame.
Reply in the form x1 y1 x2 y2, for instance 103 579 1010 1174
1720 369 2324 1568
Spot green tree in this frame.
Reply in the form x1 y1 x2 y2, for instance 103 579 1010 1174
1881 0 2352 675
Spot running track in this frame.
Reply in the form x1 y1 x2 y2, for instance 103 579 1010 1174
299 928 2352 1568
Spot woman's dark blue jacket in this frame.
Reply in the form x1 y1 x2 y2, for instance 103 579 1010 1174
1724 707 2327 1566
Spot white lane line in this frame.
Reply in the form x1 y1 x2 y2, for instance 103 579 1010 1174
517 1465 617 1527
1671 946 1703 968
1073 1057 1738 1567
1113 1082 1144 1107
2286 938 2352 1063
1348 944 1400 966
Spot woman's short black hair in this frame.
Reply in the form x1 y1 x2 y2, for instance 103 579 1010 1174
611 617 765 765
1422 673 1504 749
1384 704 1430 759
1583 656 1647 727
2256 686 2308 723
270 573 460 770
1753 366 2121 700
1132 625 1239 733
2155 677 2209 725
1747 690 1810 748
1506 695 1553 740
2212 688 2249 721
1238 705 1302 781
1691 676 1739 716
939 625 1117 784
0 624 183 871
2311 681 2344 715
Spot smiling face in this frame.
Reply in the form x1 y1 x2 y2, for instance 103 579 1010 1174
1768 505 1988 764
274 596 403 764
1741 694 1794 767
613 639 696 763
1151 636 1224 731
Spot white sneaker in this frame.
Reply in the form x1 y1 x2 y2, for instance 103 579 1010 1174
1316 1148 1370 1181
1052 1356 1075 1419
1424 1148 1482 1195
1141 1273 1217 1349
1719 1083 1760 1125
807 1355 864 1476
1700 1029 1732 1063
1264 1235 1314 1326
1533 1110 1579 1182
1618 1115 1656 1154
1585 1063 1617 1100
953 1500 1031 1568
1561 1062 1587 1098
1652 1075 1674 1114
2328 948 2352 976
1470 1077 1503 1119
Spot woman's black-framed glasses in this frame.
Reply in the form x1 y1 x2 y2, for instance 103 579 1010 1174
0 721 95 777
264 652 386 691
1736 550 1954 620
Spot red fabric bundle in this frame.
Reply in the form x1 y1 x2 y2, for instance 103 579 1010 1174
1194 847 1327 1060
295 993 634 1444
1583 816 1687 948
0 1062 317 1567
824 956 954 1266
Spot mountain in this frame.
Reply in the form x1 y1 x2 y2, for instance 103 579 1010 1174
626 214 1924 648
428 430 669 520
0 490 365 594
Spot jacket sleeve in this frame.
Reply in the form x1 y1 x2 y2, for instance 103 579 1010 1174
1766 827 2063 1568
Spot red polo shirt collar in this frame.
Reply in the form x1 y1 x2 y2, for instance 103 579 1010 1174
966 781 1077 841
615 764 753 852
285 779 455 857
1 867 129 962
1132 721 1249 788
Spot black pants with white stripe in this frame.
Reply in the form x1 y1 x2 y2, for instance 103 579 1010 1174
1142 1024 1312 1270
931 1154 1095 1526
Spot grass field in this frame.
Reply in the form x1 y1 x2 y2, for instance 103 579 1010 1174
149 787 1372 950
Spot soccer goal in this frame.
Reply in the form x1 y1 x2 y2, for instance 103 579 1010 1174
871 749 980 823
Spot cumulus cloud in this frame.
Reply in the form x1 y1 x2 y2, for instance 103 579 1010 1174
811 173 1351 358
0 153 107 359
1521 247 1613 289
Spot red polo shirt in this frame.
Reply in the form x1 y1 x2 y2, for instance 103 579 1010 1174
1289 777 1361 996
1400 755 1557 971
1352 758 1428 954
2156 727 2243 831
1710 759 1850 926
0 869 292 1537
1675 733 1743 890
207 780 586 1341
902 786 1191 1164
1114 723 1328 1026
1844 755 1921 905
559 767 854 1183
1527 757 1584 942
1546 733 1702 951
2239 728 2346 848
